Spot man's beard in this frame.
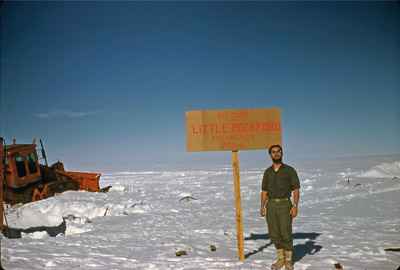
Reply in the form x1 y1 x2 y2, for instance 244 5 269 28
272 156 282 164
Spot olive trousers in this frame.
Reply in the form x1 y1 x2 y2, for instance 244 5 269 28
266 200 293 251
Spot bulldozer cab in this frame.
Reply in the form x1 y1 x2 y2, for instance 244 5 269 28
3 144 42 189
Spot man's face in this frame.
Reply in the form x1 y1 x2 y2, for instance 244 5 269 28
270 147 282 163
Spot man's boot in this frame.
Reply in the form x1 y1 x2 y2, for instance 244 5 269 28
284 250 293 270
271 249 285 269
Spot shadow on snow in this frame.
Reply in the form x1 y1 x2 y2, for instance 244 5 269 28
244 232 322 262
2 219 66 239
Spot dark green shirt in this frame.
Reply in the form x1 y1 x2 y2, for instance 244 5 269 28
262 163 300 199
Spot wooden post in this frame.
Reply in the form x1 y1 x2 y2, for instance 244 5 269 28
232 150 245 260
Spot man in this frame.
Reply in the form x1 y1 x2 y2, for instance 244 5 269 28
260 145 300 270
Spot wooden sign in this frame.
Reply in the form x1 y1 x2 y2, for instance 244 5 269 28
186 108 282 152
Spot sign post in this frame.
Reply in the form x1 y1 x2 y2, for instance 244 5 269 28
186 108 282 260
232 150 244 260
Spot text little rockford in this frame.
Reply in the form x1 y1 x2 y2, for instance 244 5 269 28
192 122 281 134
191 122 281 148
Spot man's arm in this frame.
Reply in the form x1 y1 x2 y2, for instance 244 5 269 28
289 189 299 218
260 191 269 217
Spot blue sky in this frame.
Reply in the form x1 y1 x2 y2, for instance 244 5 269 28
1 1 399 171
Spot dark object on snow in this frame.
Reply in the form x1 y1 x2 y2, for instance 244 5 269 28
179 196 197 202
175 250 188 256
333 263 343 270
385 248 400 252
2 219 66 239
354 183 361 187
210 245 217 251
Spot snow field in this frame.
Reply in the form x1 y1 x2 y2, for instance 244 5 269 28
2 158 400 269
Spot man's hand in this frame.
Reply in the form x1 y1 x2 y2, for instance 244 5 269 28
260 191 268 217
260 206 266 217
289 205 298 218
290 189 300 218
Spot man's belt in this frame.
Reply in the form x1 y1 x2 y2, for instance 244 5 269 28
269 198 289 202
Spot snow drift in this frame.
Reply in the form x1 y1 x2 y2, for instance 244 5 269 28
357 161 400 178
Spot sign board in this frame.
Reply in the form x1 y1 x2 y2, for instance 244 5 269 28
186 108 282 152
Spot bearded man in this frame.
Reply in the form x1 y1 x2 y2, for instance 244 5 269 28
260 145 300 270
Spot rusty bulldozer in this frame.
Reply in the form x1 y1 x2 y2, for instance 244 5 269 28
0 137 110 205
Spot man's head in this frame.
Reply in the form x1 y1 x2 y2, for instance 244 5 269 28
269 144 283 164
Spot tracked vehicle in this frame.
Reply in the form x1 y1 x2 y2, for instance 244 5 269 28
0 138 110 205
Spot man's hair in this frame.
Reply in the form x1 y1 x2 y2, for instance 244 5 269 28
269 144 283 154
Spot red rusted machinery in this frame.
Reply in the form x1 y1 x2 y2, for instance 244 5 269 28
0 138 110 205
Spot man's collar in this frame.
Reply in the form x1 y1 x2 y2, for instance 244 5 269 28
269 163 285 169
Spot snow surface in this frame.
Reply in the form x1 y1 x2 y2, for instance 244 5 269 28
2 156 400 269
